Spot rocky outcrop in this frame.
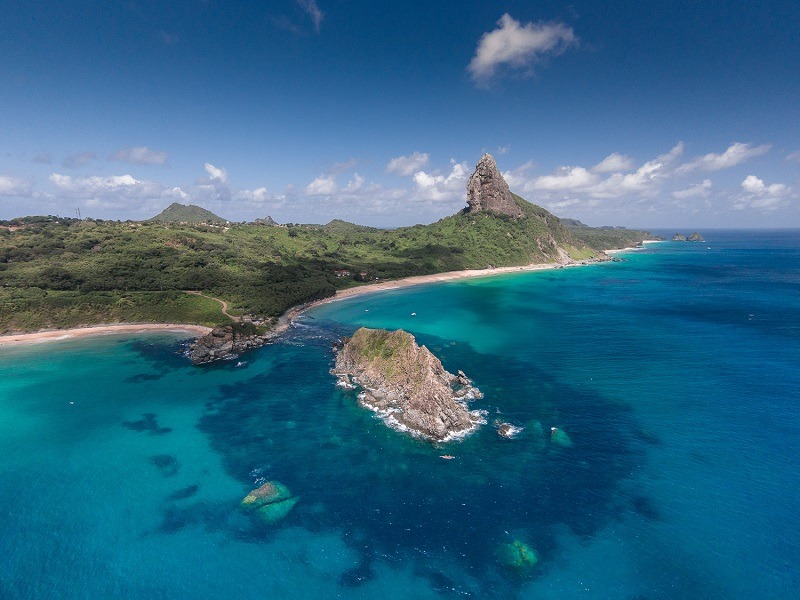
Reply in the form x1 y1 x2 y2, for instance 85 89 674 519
466 153 524 219
333 328 484 442
672 232 704 242
188 324 271 364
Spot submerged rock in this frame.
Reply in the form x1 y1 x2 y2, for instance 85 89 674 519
550 426 573 448
497 540 539 573
241 481 298 523
333 327 484 442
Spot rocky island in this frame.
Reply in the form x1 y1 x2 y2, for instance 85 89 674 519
672 232 705 242
333 327 484 442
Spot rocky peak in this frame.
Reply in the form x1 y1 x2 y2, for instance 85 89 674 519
466 153 524 219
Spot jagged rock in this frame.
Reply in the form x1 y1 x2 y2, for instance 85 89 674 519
333 328 484 442
466 153 524 219
688 231 705 242
188 324 270 364
672 233 688 241
254 215 278 226
495 421 522 439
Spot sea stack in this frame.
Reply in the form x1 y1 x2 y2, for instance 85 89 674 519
466 153 524 219
333 327 484 442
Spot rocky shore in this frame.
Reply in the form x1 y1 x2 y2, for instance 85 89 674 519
332 327 485 442
187 323 275 364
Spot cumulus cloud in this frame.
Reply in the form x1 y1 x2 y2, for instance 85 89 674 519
61 152 96 169
386 152 430 176
468 14 577 83
204 163 228 183
297 0 323 32
343 173 365 194
110 146 168 166
234 187 270 203
48 172 169 209
678 142 770 173
672 179 712 199
305 174 338 196
592 153 635 173
0 175 31 196
736 175 791 210
412 160 469 202
533 166 597 191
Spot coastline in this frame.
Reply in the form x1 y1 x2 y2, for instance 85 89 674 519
603 239 663 255
1 250 636 349
286 256 605 323
0 323 212 348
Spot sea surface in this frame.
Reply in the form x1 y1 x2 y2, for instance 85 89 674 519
1 230 798 599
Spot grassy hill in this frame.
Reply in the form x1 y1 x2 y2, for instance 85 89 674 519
0 195 651 333
147 203 228 225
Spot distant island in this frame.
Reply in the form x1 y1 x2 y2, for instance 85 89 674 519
672 232 705 242
333 327 484 441
0 154 654 344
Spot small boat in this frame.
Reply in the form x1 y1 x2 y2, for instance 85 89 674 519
411 312 416 316
440 455 455 460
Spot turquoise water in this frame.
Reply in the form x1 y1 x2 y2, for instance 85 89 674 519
1 230 798 598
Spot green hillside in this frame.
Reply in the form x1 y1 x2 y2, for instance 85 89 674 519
0 195 651 333
147 203 228 225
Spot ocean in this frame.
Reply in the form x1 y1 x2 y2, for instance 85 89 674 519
1 230 798 598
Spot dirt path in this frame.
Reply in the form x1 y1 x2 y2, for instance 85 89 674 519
184 291 239 322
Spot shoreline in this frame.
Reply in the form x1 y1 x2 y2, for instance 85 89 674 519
0 323 212 348
1 249 642 349
286 256 607 322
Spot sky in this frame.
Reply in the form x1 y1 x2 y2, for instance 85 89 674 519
1 0 799 228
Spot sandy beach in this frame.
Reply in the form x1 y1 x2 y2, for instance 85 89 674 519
0 253 624 348
0 323 212 347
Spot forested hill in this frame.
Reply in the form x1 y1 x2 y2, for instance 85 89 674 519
0 196 652 333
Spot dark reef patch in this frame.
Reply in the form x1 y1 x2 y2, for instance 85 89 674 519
149 454 180 477
168 484 200 501
123 413 172 435
125 373 164 383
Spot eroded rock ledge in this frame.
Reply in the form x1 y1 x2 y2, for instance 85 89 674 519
333 327 484 442
188 323 273 364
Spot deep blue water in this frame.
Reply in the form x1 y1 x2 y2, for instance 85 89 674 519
1 230 798 598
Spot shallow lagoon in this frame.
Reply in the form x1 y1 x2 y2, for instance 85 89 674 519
1 231 798 598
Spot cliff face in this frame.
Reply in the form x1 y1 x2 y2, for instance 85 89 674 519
466 153 524 219
333 327 484 441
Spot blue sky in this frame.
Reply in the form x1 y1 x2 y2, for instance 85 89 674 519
1 0 799 227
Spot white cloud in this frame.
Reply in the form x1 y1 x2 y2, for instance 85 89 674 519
48 172 169 209
111 146 168 166
497 145 510 155
386 152 430 176
297 0 323 32
0 175 31 196
592 153 635 173
468 14 577 83
412 160 469 202
678 142 770 173
672 179 712 199
533 166 597 191
234 187 270 203
343 173 364 194
305 174 338 196
736 175 791 210
787 150 800 163
741 175 788 197
204 163 228 183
